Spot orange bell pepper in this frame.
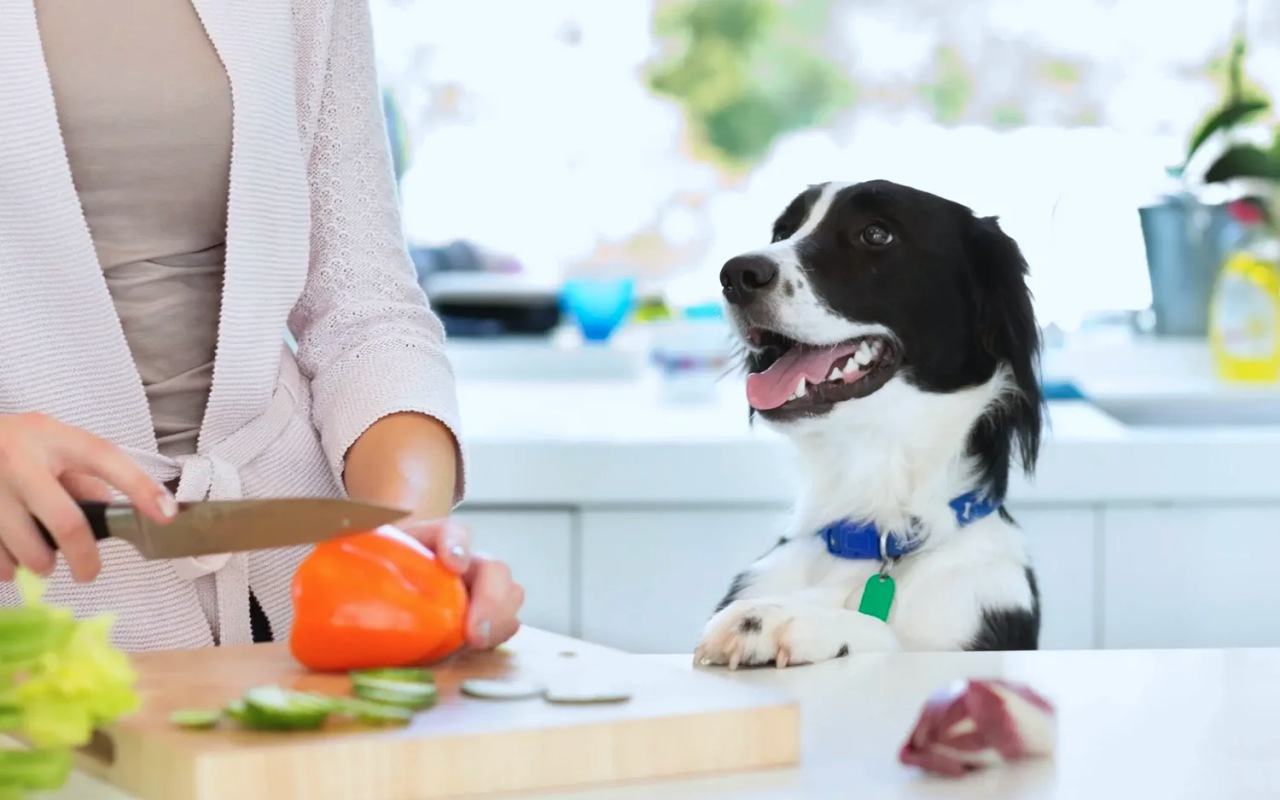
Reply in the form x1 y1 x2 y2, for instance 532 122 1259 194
289 526 468 672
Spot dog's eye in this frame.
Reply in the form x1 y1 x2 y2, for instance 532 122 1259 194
860 225 894 246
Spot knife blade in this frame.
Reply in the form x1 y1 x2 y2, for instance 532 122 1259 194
33 499 409 560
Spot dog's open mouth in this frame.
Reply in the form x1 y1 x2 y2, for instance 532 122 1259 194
745 328 902 414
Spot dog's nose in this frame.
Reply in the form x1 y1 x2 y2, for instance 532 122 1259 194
720 255 778 306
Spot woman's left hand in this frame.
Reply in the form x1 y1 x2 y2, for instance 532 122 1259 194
399 518 524 650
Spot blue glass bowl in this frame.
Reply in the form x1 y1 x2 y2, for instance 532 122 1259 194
561 277 635 342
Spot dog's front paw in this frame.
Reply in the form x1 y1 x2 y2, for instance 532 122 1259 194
694 599 855 670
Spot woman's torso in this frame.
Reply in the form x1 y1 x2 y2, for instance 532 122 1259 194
0 0 386 650
35 0 231 459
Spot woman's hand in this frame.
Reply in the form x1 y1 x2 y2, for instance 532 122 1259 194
0 413 177 583
342 414 522 647
399 518 524 650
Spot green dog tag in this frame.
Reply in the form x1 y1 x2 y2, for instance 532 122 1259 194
858 574 895 622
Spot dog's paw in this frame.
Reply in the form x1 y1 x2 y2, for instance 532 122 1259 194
694 599 860 670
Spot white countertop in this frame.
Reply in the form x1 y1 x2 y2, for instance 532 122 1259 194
62 647 1280 800
545 648 1280 800
455 362 1280 505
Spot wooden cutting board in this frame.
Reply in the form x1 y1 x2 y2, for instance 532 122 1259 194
72 628 800 800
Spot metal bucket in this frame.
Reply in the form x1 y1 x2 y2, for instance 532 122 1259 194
1138 195 1236 337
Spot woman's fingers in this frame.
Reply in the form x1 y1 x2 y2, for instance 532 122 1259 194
394 518 521 649
399 517 472 573
0 488 56 578
462 556 522 649
58 432 176 522
6 470 100 583
0 542 15 582
0 414 168 584
61 472 116 503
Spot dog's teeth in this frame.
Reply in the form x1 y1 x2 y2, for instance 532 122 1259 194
793 379 807 399
843 358 858 374
827 367 842 382
854 349 872 366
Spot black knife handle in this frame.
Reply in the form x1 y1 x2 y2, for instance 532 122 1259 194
33 502 113 550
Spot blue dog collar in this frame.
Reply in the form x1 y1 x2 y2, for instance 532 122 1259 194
821 490 1001 561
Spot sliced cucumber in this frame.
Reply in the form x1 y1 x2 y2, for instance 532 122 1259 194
352 676 438 699
352 682 439 710
332 697 415 726
224 699 247 723
459 678 545 701
239 686 334 731
350 667 435 687
211 677 437 734
169 709 223 730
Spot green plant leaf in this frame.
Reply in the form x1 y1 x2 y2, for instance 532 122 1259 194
645 0 854 170
1185 99 1271 166
918 45 973 125
1203 143 1280 183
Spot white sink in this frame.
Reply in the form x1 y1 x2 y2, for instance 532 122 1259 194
1091 396 1280 428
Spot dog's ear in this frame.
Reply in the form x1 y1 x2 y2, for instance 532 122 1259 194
965 215 1044 479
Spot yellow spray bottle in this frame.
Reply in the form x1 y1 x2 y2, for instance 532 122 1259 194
1208 198 1280 383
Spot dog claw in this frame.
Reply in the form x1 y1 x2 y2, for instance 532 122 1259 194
776 647 790 669
728 648 741 671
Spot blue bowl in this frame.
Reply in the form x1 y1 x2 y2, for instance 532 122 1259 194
561 277 635 342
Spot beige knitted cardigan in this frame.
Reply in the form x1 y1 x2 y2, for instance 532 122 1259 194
0 0 464 649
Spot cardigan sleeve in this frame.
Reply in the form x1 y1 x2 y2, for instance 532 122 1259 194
286 0 465 503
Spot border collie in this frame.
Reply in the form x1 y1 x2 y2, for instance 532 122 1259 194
695 179 1044 669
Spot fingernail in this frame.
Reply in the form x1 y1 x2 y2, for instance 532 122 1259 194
157 491 178 519
448 543 468 564
474 619 491 648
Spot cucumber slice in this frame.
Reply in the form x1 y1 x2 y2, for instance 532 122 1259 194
350 667 435 686
352 676 438 699
224 699 247 723
240 686 334 731
459 678 545 700
352 682 439 710
169 709 223 730
332 697 415 726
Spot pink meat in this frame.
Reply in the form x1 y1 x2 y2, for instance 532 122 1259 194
746 341 866 410
899 679 1056 778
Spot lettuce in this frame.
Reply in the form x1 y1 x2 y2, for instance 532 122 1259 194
0 569 139 797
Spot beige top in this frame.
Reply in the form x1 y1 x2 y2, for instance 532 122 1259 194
36 0 231 459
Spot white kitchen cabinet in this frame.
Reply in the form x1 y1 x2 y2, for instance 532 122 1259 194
579 508 791 653
1014 507 1099 650
1102 505 1280 649
452 509 574 637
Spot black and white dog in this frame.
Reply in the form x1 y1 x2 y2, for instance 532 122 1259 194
695 179 1045 669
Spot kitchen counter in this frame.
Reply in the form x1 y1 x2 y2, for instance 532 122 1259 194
58 646 1280 799
457 373 1280 505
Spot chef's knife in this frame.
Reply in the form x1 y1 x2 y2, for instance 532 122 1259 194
33 499 409 559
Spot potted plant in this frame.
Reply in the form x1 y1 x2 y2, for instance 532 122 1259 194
1139 30 1278 338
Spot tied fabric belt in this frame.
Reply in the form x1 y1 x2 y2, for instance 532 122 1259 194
122 379 298 645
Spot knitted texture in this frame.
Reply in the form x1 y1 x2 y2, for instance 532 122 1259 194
0 0 465 650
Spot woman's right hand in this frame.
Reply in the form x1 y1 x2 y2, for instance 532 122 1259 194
0 413 176 583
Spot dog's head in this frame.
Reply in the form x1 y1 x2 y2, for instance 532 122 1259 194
720 179 1043 496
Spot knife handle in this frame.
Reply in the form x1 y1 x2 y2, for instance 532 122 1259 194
33 502 113 550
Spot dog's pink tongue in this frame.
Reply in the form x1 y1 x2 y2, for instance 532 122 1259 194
746 342 862 410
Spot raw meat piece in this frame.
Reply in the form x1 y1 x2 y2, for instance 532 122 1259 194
899 678 1056 777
